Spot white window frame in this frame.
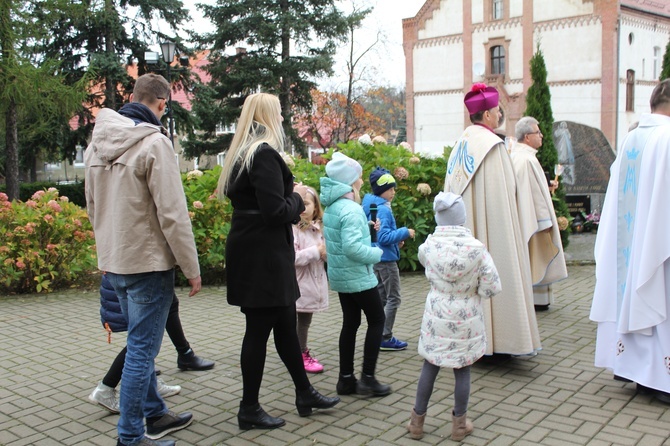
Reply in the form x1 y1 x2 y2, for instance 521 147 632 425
653 46 661 80
492 0 503 20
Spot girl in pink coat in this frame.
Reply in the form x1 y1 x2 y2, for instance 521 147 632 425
293 186 329 373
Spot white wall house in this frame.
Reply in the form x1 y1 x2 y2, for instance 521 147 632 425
403 0 670 157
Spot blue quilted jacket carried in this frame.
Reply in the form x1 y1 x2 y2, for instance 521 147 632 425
319 176 382 293
99 275 127 332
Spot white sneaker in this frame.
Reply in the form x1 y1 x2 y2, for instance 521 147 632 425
88 382 120 414
157 378 181 398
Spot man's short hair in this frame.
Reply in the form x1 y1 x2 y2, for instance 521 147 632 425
133 74 170 105
515 116 539 141
469 110 485 124
650 79 670 112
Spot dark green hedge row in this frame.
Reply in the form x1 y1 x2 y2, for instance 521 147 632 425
1 182 86 207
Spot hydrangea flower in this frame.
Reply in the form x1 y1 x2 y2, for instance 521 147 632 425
372 135 387 144
186 170 204 181
358 134 372 145
47 200 62 213
394 166 409 180
417 183 431 196
399 142 412 151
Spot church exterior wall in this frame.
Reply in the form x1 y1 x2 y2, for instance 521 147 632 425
404 0 670 156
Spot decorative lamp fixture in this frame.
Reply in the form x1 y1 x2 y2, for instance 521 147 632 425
159 40 177 147
160 40 176 64
144 51 160 65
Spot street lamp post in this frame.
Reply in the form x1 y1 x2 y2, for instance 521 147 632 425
159 40 176 147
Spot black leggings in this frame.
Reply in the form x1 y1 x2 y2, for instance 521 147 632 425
240 305 311 405
102 294 189 388
338 287 385 376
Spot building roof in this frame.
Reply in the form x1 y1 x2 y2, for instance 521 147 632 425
621 0 670 19
70 50 211 130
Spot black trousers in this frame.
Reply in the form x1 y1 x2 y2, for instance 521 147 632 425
338 287 385 377
240 304 311 405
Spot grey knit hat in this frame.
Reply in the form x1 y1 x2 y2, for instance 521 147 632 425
434 192 466 226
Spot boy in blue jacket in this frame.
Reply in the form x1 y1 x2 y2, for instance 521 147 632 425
362 167 415 351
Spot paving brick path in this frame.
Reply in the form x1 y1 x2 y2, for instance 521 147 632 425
1 265 669 445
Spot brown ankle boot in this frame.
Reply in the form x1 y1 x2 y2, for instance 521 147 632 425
451 411 473 441
406 408 425 440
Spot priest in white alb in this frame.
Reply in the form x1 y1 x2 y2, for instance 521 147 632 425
445 83 539 356
590 80 670 404
510 117 568 311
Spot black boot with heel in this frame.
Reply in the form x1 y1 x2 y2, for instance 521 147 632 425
356 374 392 396
295 386 340 417
237 402 285 430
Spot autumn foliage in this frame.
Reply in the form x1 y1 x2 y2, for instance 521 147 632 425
294 89 386 149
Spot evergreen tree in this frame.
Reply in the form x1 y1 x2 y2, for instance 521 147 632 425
34 0 191 165
186 0 349 158
0 0 90 199
661 38 670 81
524 44 571 247
524 46 557 171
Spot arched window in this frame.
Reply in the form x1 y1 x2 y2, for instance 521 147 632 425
491 46 505 75
626 69 635 112
492 0 503 20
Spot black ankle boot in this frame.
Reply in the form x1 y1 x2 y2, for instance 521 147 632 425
237 402 285 430
336 374 357 395
356 374 392 397
295 386 341 417
177 350 215 371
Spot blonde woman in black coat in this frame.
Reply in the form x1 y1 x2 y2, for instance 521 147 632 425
218 93 339 430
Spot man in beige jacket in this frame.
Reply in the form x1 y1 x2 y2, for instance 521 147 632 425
85 73 201 446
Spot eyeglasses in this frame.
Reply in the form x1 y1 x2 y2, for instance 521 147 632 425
527 131 543 136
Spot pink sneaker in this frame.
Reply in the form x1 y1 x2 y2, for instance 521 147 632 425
302 350 324 374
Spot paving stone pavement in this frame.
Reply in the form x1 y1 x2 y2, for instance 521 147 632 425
1 264 670 446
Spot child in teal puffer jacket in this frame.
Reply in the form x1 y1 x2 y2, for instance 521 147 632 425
320 152 392 397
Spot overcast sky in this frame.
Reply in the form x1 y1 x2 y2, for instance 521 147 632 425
175 0 424 90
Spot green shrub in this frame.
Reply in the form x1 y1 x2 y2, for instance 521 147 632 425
0 188 97 293
177 166 230 285
290 141 446 271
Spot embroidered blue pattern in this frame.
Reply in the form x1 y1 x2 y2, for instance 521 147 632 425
447 140 475 176
623 165 637 196
624 211 634 233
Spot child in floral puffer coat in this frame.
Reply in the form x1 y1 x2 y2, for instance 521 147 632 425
406 192 501 442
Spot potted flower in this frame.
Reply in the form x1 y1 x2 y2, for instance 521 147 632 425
584 210 600 232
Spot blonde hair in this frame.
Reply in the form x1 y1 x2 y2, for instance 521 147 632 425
303 186 324 222
217 93 285 197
